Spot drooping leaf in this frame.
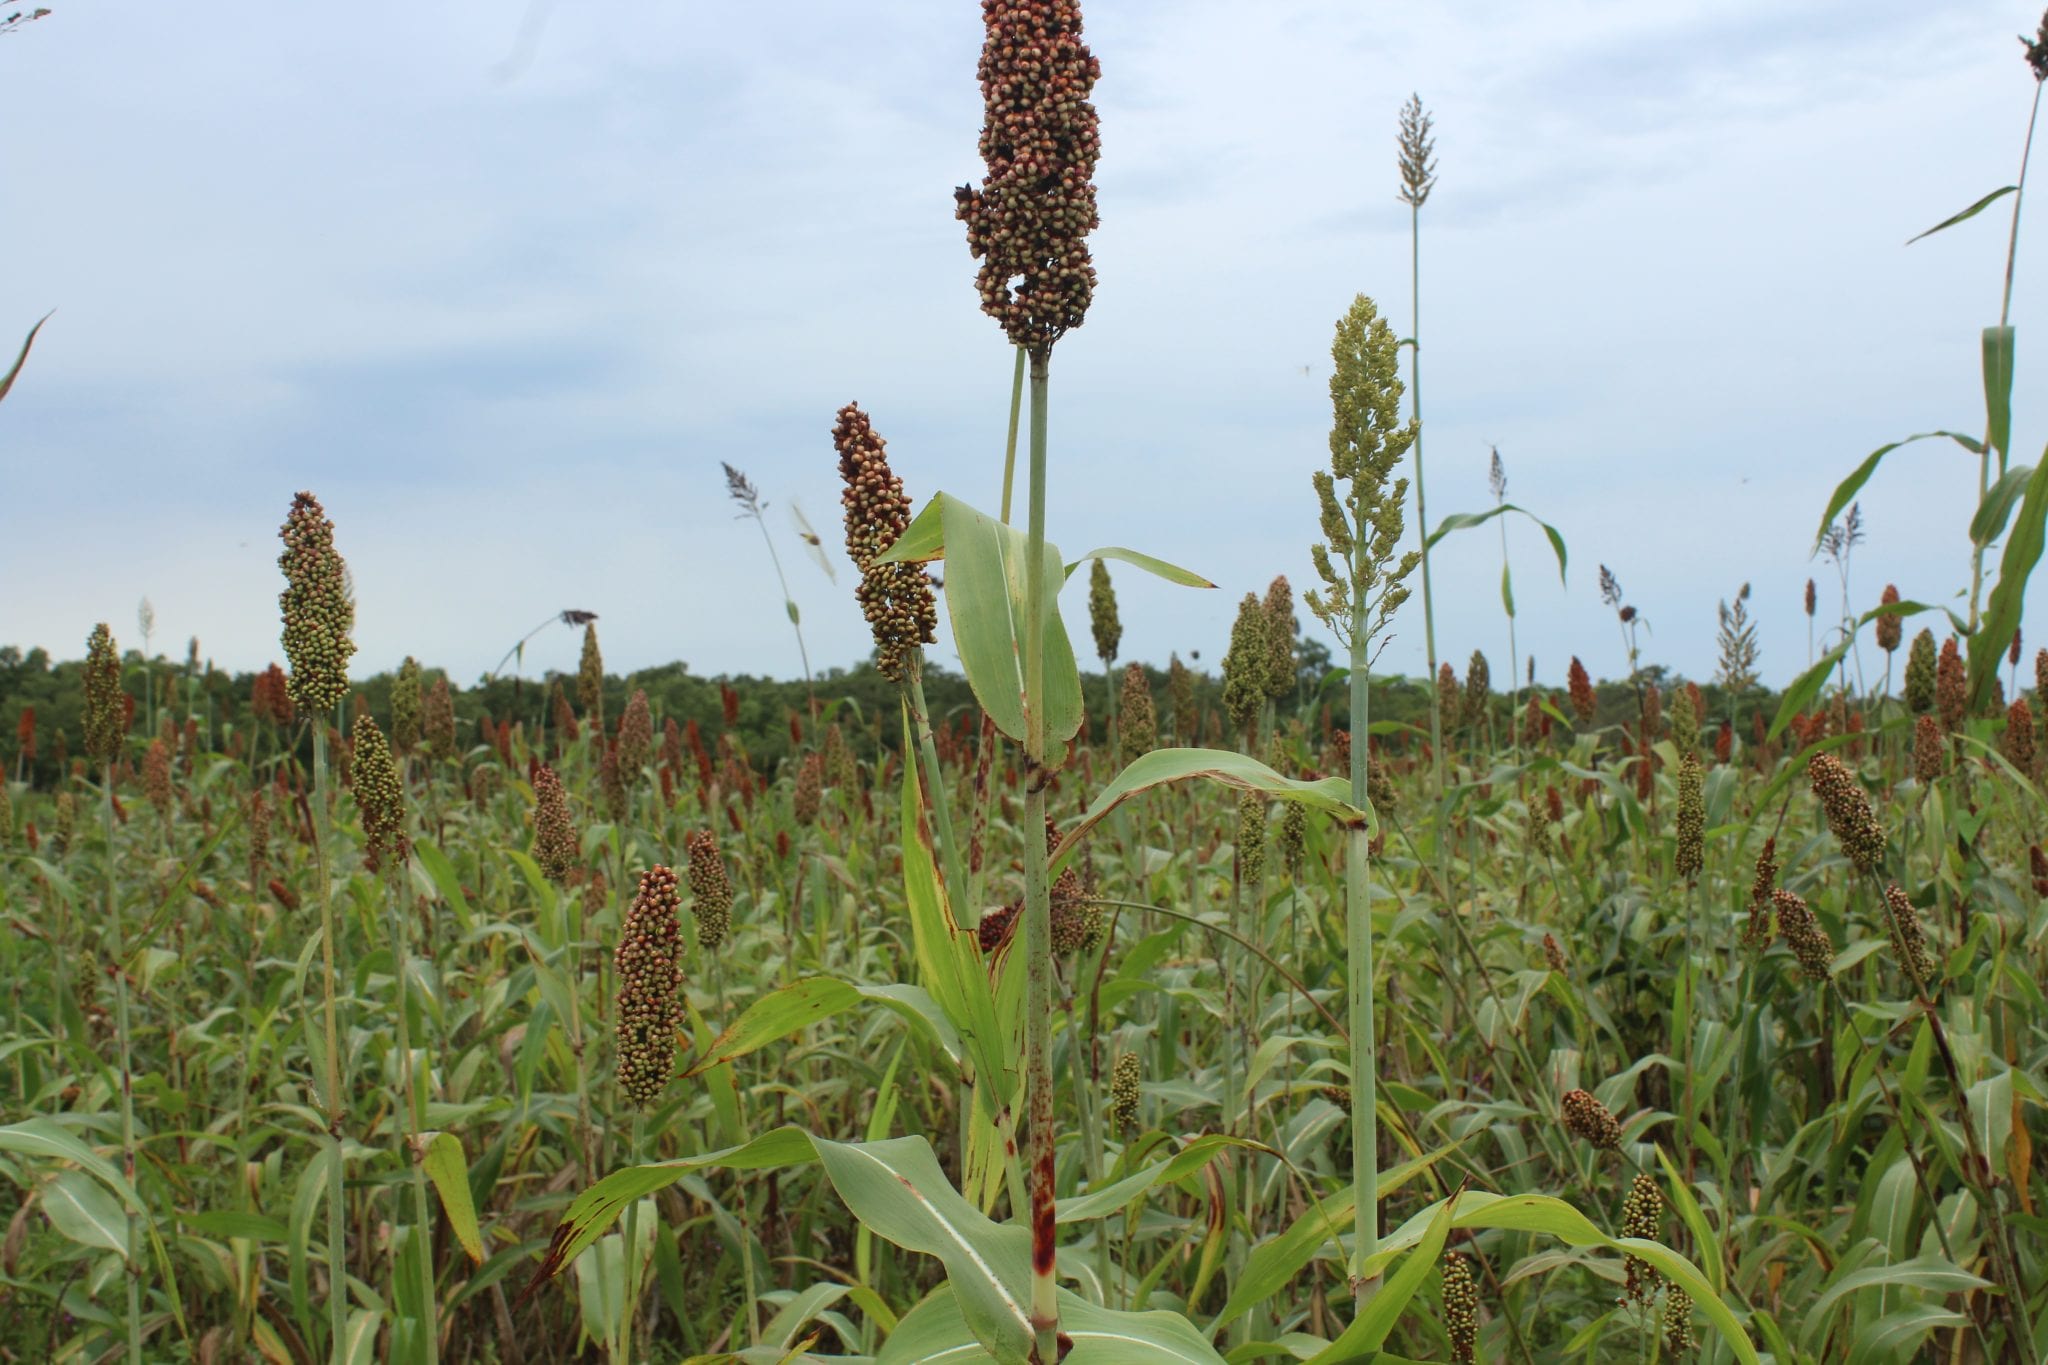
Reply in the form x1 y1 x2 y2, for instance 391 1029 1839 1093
1906 185 2017 243
1970 463 2035 547
1055 1134 1269 1223
1813 431 1983 550
420 1131 486 1263
1302 1189 1460 1364
1983 325 2015 459
1423 503 1568 584
0 311 50 405
40 1169 130 1257
1063 546 1216 588
685 977 961 1077
878 1283 1229 1365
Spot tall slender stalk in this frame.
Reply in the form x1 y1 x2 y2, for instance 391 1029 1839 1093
384 870 437 1365
311 725 350 1361
1021 348 1061 1361
103 770 143 1365
1344 631 1379 1290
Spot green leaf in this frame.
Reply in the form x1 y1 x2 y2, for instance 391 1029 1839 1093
0 311 50 405
1768 591 1945 743
1805 1255 1989 1325
0 1118 133 1203
1063 546 1217 588
1423 503 1568 584
524 1127 819 1291
1812 431 1983 550
1906 185 2017 243
878 1283 1229 1365
1970 464 2035 547
421 1131 486 1264
880 493 1083 746
182 1210 290 1242
1983 325 2015 459
685 977 962 1078
1304 1189 1460 1364
813 1136 1035 1362
1055 1134 1267 1223
41 1169 130 1257
1055 747 1369 873
1500 561 1514 618
1968 449 2048 712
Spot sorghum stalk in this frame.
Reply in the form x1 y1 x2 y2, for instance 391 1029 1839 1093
85 622 144 1365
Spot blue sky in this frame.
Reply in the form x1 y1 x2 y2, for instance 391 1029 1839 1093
3 1 2043 692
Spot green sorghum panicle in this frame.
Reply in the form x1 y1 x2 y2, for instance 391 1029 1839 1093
1222 593 1269 743
1109 1051 1140 1132
277 493 355 715
1744 836 1777 952
1119 664 1156 765
1882 882 1936 991
1669 687 1699 755
2003 698 2035 774
823 723 856 790
1528 800 1553 856
686 829 732 952
424 676 455 761
1620 1173 1663 1307
1263 575 1297 701
1936 637 1966 734
1561 1088 1621 1150
1088 558 1120 668
1663 1286 1697 1354
1277 798 1307 875
1441 1251 1478 1364
1674 753 1704 885
1568 657 1596 728
615 865 685 1108
55 790 75 854
578 622 605 729
350 716 408 875
1914 714 1944 784
1436 663 1461 732
1168 653 1195 742
793 751 823 826
1807 752 1885 874
143 737 172 819
834 403 939 681
532 764 578 882
599 743 626 823
955 0 1101 353
618 689 654 777
83 624 125 767
1875 584 1902 653
391 656 421 754
1904 629 1937 714
1236 789 1267 889
1463 651 1490 730
1773 889 1834 980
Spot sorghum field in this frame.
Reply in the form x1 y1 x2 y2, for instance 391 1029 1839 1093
5 6 2048 1365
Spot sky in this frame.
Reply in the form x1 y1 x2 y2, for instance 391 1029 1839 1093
3 1 2045 693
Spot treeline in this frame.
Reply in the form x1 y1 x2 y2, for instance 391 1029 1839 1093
0 642 1775 791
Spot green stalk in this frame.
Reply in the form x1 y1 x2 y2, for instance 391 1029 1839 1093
999 346 1026 523
1345 627 1379 1293
1021 347 1060 1361
905 655 970 912
104 770 143 1365
311 725 350 1361
384 873 437 1365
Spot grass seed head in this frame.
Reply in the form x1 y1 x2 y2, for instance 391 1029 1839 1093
614 865 685 1108
1806 752 1886 874
1620 1173 1663 1307
1277 797 1308 875
956 0 1102 353
1542 931 1566 973
793 751 823 826
1882 882 1936 991
1875 585 1902 653
1263 576 1297 701
83 624 125 768
1773 889 1834 980
1904 628 1937 714
1914 713 1944 784
350 717 407 874
1674 753 1704 885
1663 1286 1697 1354
1236 789 1267 888
1119 663 1157 764
1088 558 1121 668
1168 653 1196 742
834 403 939 680
2004 697 2035 775
1109 1051 1141 1132
577 623 605 729
618 689 654 777
1936 636 1966 733
391 657 421 753
1561 1088 1621 1150
1440 1250 1478 1363
277 493 355 715
1568 657 1596 728
1222 594 1270 743
532 765 578 882
424 676 456 761
686 829 733 951
1397 94 1438 210
143 737 172 819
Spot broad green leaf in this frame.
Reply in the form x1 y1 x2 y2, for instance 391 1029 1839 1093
420 1131 486 1263
1654 1147 1724 1296
1983 325 2015 459
1055 747 1369 872
1055 1134 1267 1223
878 1283 1229 1365
1970 463 2035 547
525 1127 818 1289
1805 1255 1989 1326
813 1136 1034 1361
875 491 1083 745
1064 546 1216 588
41 1169 129 1256
1812 431 1983 550
0 1118 133 1203
183 1210 290 1242
1303 1189 1460 1363
0 311 50 405
1906 185 2017 243
1968 448 2048 712
1423 503 1568 583
686 977 962 1077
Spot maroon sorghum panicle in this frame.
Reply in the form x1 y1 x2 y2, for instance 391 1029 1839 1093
955 0 1102 354
1567 657 1596 728
143 738 172 819
532 765 577 882
834 403 939 681
1773 889 1833 980
1936 637 1966 734
1881 882 1936 990
424 676 456 762
617 688 654 777
2004 697 2035 774
1807 752 1885 874
2032 843 2048 897
615 866 685 1107
1914 714 1944 784
1561 1088 1621 1150
793 751 823 826
1875 584 1902 653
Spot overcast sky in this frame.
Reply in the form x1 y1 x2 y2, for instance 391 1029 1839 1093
4 2 2044 693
